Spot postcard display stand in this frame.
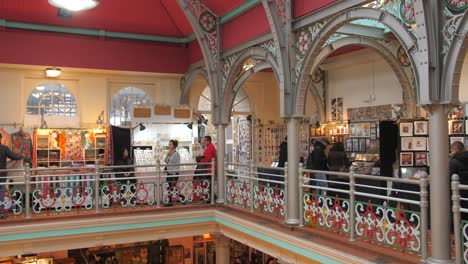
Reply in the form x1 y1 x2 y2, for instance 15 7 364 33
254 122 309 166
346 121 380 175
398 120 429 178
133 123 195 184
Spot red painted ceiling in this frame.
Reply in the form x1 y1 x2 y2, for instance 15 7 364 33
0 0 245 37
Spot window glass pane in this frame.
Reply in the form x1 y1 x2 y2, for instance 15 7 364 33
25 82 77 116
110 87 151 127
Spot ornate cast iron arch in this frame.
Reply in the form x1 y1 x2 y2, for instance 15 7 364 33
296 7 419 116
442 12 468 103
180 67 209 106
310 36 417 117
221 47 280 123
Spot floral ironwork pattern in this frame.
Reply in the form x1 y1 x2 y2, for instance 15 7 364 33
226 179 250 208
253 184 285 217
446 0 467 13
259 40 278 58
294 22 326 79
399 0 416 25
365 0 416 32
32 186 93 213
303 193 350 233
355 201 421 252
273 0 287 25
442 4 466 59
185 0 218 59
0 189 23 215
462 220 468 263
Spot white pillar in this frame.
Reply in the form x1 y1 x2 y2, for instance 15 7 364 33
285 117 299 225
216 124 226 204
427 104 452 263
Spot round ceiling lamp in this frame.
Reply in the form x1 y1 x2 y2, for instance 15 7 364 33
48 0 99 12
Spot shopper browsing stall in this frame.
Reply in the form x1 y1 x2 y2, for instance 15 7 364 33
308 137 330 195
0 133 24 193
114 148 136 185
164 139 181 183
201 136 217 173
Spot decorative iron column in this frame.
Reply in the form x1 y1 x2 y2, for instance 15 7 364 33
285 117 299 225
427 104 451 263
216 124 227 204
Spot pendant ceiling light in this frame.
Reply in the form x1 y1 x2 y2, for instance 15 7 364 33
48 0 99 12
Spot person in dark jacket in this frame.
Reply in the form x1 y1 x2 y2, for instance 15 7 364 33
449 141 468 210
308 137 330 196
449 141 468 176
278 136 287 167
114 148 136 185
328 141 348 172
0 133 24 193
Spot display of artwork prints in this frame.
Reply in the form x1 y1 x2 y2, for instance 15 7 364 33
450 120 464 134
415 152 428 166
399 123 413 137
450 137 465 145
350 122 371 138
331 97 343 121
414 121 428 135
400 152 414 166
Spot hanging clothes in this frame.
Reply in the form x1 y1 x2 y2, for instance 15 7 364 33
10 129 32 163
0 128 11 148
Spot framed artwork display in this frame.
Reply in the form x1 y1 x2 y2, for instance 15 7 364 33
413 137 427 151
450 137 465 145
400 122 413 137
450 120 464 134
359 138 366 152
426 137 430 151
414 121 428 135
352 138 360 152
401 137 414 151
400 152 414 166
346 139 353 152
415 152 428 166
464 137 468 146
350 122 371 138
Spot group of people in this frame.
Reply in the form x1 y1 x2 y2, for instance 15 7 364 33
278 136 349 196
113 135 217 189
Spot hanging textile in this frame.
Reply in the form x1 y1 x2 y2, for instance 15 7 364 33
11 129 33 163
0 128 11 148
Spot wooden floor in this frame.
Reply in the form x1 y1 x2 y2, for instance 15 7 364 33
0 203 430 263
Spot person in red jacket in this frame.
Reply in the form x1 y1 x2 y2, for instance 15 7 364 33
201 135 217 174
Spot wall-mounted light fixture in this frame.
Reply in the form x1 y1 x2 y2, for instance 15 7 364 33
45 67 62 78
96 110 104 124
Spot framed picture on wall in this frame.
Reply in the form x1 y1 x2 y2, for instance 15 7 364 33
399 122 413 137
400 152 414 166
449 120 464 134
415 152 428 166
359 138 367 152
401 137 414 151
350 122 371 137
414 121 428 135
450 137 465 145
352 138 360 152
346 139 353 152
413 137 427 151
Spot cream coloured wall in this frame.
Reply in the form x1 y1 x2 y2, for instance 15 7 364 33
322 48 403 121
0 65 183 128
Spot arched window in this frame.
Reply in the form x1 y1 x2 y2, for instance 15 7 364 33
197 86 251 113
26 82 77 116
110 87 151 126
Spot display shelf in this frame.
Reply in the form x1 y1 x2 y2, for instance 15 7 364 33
33 128 108 168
